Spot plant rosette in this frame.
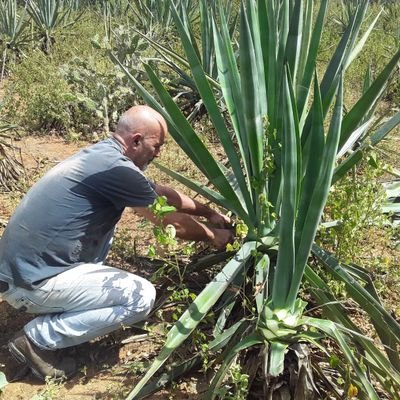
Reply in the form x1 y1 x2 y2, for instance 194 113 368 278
257 299 307 343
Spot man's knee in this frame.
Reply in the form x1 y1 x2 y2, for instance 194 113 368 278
139 279 156 316
125 277 156 317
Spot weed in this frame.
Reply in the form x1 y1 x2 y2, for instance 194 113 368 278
147 196 180 269
214 363 249 400
125 360 147 375
104 381 129 400
110 227 137 261
167 285 196 321
31 377 61 400
79 364 88 378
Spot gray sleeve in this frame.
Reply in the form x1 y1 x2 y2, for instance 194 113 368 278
85 163 157 209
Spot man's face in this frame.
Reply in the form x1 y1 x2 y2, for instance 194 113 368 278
132 131 165 171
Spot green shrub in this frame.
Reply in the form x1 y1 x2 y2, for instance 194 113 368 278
1 12 156 138
50 13 105 64
2 50 79 133
319 156 389 264
3 49 137 137
61 53 141 136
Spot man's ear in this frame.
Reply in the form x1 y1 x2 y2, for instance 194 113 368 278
131 132 142 146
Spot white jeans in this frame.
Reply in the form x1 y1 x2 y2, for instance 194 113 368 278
2 264 156 350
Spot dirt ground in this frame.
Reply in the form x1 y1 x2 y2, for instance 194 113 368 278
0 136 206 400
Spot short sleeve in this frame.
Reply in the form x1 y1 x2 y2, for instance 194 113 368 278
82 162 157 209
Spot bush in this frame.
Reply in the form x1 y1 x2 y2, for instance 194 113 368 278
2 50 80 133
319 156 389 264
1 15 154 138
0 11 114 137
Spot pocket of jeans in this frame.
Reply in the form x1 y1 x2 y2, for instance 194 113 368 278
9 295 65 314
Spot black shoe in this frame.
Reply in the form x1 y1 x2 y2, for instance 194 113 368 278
8 330 77 381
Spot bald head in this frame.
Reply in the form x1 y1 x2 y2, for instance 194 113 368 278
116 105 167 138
114 105 167 170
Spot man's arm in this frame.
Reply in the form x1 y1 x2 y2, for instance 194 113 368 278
153 184 230 228
134 207 233 250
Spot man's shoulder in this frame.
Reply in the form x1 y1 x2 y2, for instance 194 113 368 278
77 138 132 170
78 139 148 186
84 137 122 158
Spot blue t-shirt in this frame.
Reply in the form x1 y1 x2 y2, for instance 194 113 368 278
0 138 157 289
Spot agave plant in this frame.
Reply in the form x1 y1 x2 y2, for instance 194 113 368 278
381 0 400 47
26 0 80 53
0 0 30 79
63 0 81 12
331 0 359 33
96 0 130 41
135 0 238 122
0 121 23 191
131 0 195 34
112 0 400 398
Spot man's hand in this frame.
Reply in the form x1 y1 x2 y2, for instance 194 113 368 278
208 211 231 229
210 228 234 250
154 185 232 228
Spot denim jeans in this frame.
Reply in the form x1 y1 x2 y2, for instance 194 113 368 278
1 264 156 350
